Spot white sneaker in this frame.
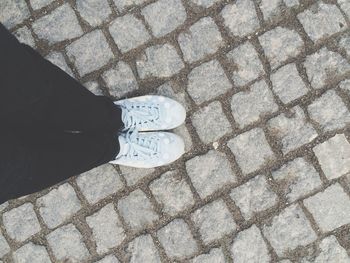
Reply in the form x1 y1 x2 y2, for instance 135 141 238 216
110 129 185 168
114 95 186 131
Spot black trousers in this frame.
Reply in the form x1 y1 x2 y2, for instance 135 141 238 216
0 23 123 204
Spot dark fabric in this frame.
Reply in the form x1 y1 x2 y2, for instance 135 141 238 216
0 23 123 204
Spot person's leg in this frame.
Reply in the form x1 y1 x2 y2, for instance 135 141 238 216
0 126 119 204
0 22 123 134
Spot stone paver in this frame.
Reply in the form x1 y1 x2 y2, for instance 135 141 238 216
308 90 350 132
221 0 259 38
231 80 278 128
187 59 231 104
178 17 224 63
271 63 309 104
191 200 236 244
32 4 83 44
66 30 114 76
259 27 304 69
109 14 150 53
2 203 41 242
230 175 278 220
136 43 184 79
228 128 275 175
231 225 271 263
226 42 265 86
272 158 322 202
36 183 81 229
263 204 317 256
0 0 30 29
313 134 350 180
102 61 139 98
13 242 51 263
76 0 112 27
304 183 350 232
86 204 125 254
76 164 124 204
47 224 89 262
304 48 350 89
186 150 236 198
126 235 161 263
268 106 318 154
298 3 347 43
117 189 159 232
150 170 195 216
191 101 231 144
142 0 186 38
2 0 350 261
157 219 198 260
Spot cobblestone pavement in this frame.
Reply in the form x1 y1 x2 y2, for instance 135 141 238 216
1 0 350 262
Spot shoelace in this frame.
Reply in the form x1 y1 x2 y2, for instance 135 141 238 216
121 102 161 130
123 129 161 161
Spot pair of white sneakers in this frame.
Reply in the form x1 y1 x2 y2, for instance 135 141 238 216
109 95 187 168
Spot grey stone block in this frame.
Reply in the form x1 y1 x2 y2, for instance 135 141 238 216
304 183 350 232
30 0 54 10
0 233 10 258
190 248 226 263
259 0 284 21
126 235 161 263
178 17 224 63
113 0 149 12
14 26 35 48
142 0 186 37
186 150 236 198
46 52 74 77
13 242 51 263
76 0 112 27
227 128 275 175
32 4 83 44
0 0 30 29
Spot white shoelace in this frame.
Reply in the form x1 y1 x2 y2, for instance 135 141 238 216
122 129 161 161
120 102 161 130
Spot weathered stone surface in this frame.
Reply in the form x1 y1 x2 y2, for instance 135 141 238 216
191 101 232 144
304 183 350 232
109 14 150 53
178 17 224 63
340 79 350 95
36 183 81 229
189 0 221 8
268 106 318 154
313 134 350 180
231 225 271 263
126 235 161 263
190 248 226 263
103 61 138 98
119 166 155 186
13 242 51 263
0 0 30 29
3 203 41 242
47 224 89 262
95 255 120 263
84 81 104 96
0 233 10 258
86 204 126 254
339 34 350 58
142 0 186 37
308 90 350 132
32 4 83 44
66 30 114 76
113 0 149 12
150 170 195 216
187 59 231 104
339 0 350 19
228 128 275 175
136 44 184 79
298 3 347 43
76 0 112 27
117 189 159 232
272 158 322 202
157 219 198 260
259 27 304 69
77 165 124 204
226 42 265 86
30 0 54 10
304 48 350 89
14 26 35 47
271 63 308 104
231 80 278 128
186 150 236 198
221 0 259 38
259 0 284 21
191 200 236 244
263 204 317 256
230 175 278 220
